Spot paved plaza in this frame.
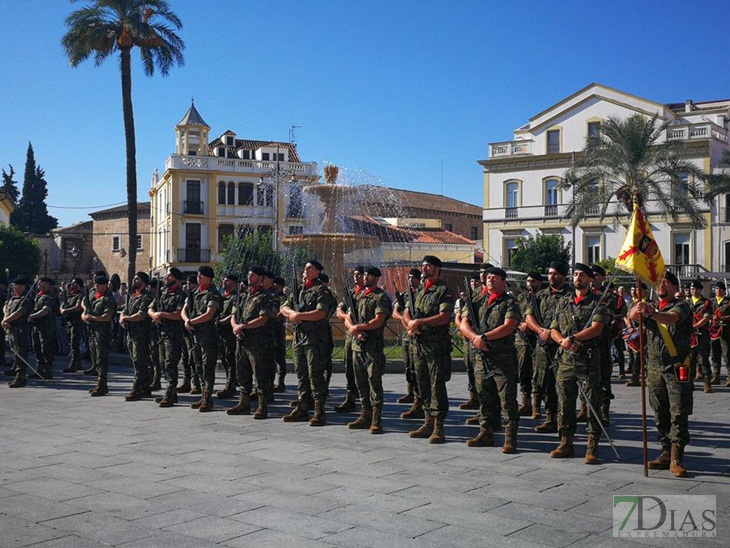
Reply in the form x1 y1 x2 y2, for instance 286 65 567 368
0 358 727 547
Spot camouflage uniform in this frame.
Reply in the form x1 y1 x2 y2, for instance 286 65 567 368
218 289 239 394
31 289 58 378
394 297 418 398
515 291 536 404
234 287 276 400
689 295 712 384
337 287 364 407
150 284 186 389
550 293 606 439
711 295 730 381
595 288 624 419
3 290 33 382
62 289 84 371
85 289 117 384
268 287 288 388
124 289 154 393
185 286 222 394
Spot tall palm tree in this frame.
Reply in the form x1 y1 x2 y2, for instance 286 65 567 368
562 113 708 229
62 0 184 283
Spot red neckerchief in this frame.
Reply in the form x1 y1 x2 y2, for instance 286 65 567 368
355 285 365 295
574 293 587 305
659 299 671 311
552 287 561 294
37 290 45 297
304 279 315 289
133 289 142 297
363 287 373 296
480 286 489 297
223 291 231 298
198 283 210 292
94 292 103 300
168 283 179 293
488 292 503 306
424 280 435 292
249 285 262 295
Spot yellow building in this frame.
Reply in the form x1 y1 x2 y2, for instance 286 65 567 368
0 189 15 226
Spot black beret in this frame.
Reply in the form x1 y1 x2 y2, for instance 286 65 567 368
13 275 30 286
353 265 365 274
422 255 442 268
307 260 324 272
198 266 215 279
479 263 493 271
526 272 544 282
573 263 594 278
664 271 679 287
39 276 54 284
224 273 239 282
248 266 266 277
365 266 382 277
690 280 703 289
469 271 480 281
319 273 330 283
263 270 276 279
135 271 150 285
94 276 109 285
486 267 507 279
408 268 421 278
716 281 726 290
168 267 183 280
94 270 107 278
273 276 286 286
187 275 198 284
72 277 85 286
590 264 607 277
549 260 569 276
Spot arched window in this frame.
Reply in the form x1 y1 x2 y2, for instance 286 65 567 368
238 182 253 206
218 181 226 204
227 182 235 205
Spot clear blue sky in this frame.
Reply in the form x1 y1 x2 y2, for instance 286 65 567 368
2 0 729 228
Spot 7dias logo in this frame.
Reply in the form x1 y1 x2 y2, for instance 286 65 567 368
613 495 716 538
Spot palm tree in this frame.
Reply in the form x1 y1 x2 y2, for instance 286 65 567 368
702 151 730 203
62 0 184 283
562 113 708 229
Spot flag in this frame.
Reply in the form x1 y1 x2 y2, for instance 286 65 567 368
615 203 666 286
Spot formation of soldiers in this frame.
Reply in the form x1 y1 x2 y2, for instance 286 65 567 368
2 255 723 477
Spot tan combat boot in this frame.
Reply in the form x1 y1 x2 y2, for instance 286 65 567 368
158 386 178 407
703 379 712 393
710 372 720 385
190 377 202 395
409 415 435 438
670 444 687 477
401 396 425 419
369 408 383 434
584 434 601 465
549 435 575 458
309 400 326 426
535 410 558 433
253 394 268 419
458 392 479 410
575 401 588 423
334 392 357 413
502 426 518 454
347 408 372 429
647 445 671 470
397 384 415 404
89 378 108 397
198 391 213 412
466 425 494 447
517 394 532 417
531 395 541 419
282 401 309 422
429 418 446 444
226 392 251 415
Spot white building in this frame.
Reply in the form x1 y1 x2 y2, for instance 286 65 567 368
479 83 730 276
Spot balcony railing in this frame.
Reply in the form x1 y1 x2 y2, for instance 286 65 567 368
165 155 319 176
585 205 600 215
666 123 728 143
184 201 204 215
544 204 558 217
490 140 534 158
505 207 518 219
173 248 211 263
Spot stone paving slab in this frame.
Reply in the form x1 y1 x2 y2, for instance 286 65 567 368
0 358 728 547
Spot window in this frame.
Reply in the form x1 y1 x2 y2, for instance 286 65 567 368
586 235 601 264
186 180 201 214
504 238 518 267
545 178 559 216
217 147 225 157
470 226 479 240
185 223 201 263
444 223 453 232
218 182 226 204
587 121 602 141
257 225 272 235
257 182 273 207
673 233 691 265
287 181 303 217
289 225 304 235
227 182 235 205
725 194 730 223
241 150 250 160
724 241 730 272
262 153 270 161
547 129 560 154
136 235 142 251
506 181 520 217
112 236 120 252
225 136 234 146
218 224 234 252
238 182 253 206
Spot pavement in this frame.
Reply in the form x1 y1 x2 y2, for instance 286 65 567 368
0 356 728 548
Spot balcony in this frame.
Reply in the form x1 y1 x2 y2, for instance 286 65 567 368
490 140 534 158
165 155 319 177
173 248 211 263
505 207 518 219
184 201 204 215
544 204 558 217
666 123 728 143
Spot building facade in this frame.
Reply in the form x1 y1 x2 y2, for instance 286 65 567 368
89 202 151 280
0 189 15 226
480 83 730 275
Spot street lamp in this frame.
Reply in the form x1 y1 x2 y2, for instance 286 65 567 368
70 246 80 278
259 145 299 251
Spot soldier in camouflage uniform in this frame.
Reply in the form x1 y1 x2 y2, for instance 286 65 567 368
182 266 223 412
178 275 202 395
28 277 58 379
629 271 693 477
269 275 288 392
335 266 365 413
60 277 85 373
344 266 393 434
392 268 421 408
148 267 186 407
1 276 34 387
119 272 154 401
147 278 162 391
514 272 542 417
281 260 335 426
455 272 481 411
688 280 713 393
548 263 606 464
460 267 521 453
82 275 117 396
216 274 239 399
525 260 570 433
710 280 730 386
404 255 454 444
228 266 276 419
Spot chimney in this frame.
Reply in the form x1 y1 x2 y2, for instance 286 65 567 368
685 99 694 113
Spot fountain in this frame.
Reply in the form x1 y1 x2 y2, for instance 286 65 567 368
281 165 381 297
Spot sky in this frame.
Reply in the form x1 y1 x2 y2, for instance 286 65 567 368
2 0 730 228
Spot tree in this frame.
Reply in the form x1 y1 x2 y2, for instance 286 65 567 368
1 165 19 203
218 230 306 282
62 0 185 285
510 234 572 273
0 225 41 279
13 143 58 233
562 114 708 229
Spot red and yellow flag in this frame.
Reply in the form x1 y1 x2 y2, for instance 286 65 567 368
615 203 666 286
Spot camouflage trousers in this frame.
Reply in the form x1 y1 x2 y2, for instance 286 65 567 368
237 334 275 397
32 326 55 367
353 342 386 411
475 348 519 429
126 329 151 389
556 348 603 438
159 328 183 386
410 336 450 420
647 360 692 447
533 343 558 413
88 324 111 380
293 341 329 403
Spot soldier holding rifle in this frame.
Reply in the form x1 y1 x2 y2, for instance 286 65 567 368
334 266 365 413
1 275 34 387
60 277 85 373
81 275 117 396
392 268 421 414
119 272 154 401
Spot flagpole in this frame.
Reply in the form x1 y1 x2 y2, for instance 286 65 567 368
636 277 649 477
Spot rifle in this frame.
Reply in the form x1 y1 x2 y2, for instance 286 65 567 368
393 284 406 312
462 276 495 379
290 263 303 346
235 282 251 341
343 276 366 343
6 276 47 381
404 278 423 354
185 280 195 332
528 287 558 370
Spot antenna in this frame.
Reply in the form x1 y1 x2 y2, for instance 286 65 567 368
289 125 301 144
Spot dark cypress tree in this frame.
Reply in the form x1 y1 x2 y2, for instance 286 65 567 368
1 165 19 203
15 142 58 233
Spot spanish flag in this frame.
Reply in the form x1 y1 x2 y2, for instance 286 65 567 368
615 203 666 286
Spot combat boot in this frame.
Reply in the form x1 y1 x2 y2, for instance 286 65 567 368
695 368 703 380
158 386 178 407
274 376 286 393
502 426 518 454
198 391 213 412
177 376 191 393
409 415 435 439
8 372 26 388
124 384 145 401
531 395 541 419
370 407 383 434
703 379 712 393
309 401 326 426
253 394 269 419
397 384 415 404
282 402 309 422
347 408 372 429
149 369 161 391
549 435 575 458
600 401 610 426
584 434 601 465
465 414 480 425
517 394 532 417
190 377 202 395
226 392 250 415
400 396 425 419
89 378 108 397
82 365 98 376
670 444 687 477
458 392 479 410
647 444 671 470
290 394 314 408
535 410 558 433
575 401 588 423
334 392 357 413
429 418 446 444
466 425 494 447
190 393 205 409
710 372 720 385
216 380 236 399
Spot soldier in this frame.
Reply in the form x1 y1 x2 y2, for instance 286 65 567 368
629 271 693 477
1 275 34 387
148 267 186 407
710 280 730 386
335 266 365 413
344 266 393 434
454 272 481 411
514 272 543 417
82 275 117 396
548 263 606 464
459 266 520 452
403 255 454 444
178 275 202 395
281 260 334 426
119 272 154 401
217 274 239 399
182 266 223 412
28 277 58 379
318 272 337 398
688 280 713 393
229 266 276 419
60 277 85 373
0 276 7 370
624 282 648 387
392 268 421 413
266 272 287 393
147 278 162 391
526 260 570 432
